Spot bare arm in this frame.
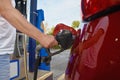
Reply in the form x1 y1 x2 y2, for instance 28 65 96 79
0 0 58 48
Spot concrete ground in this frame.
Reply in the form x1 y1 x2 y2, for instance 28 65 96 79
51 49 70 80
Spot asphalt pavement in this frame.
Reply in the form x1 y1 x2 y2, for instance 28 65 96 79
51 49 70 80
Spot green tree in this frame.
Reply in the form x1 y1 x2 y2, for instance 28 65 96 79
47 26 55 35
71 20 80 29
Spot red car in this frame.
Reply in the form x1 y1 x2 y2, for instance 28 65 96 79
65 0 120 80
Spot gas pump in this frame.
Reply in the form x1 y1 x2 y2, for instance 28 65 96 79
10 0 28 80
14 0 27 57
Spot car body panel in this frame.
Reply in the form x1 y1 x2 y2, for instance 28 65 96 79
65 11 120 80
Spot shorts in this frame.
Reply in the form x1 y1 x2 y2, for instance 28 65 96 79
0 54 10 80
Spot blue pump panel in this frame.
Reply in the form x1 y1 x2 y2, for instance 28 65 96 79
38 48 50 71
36 9 44 32
29 0 51 71
36 10 50 71
28 0 37 72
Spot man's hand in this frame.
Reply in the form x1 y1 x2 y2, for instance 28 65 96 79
39 34 58 48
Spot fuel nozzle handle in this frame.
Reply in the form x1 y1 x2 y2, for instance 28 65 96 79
55 30 75 50
36 29 75 56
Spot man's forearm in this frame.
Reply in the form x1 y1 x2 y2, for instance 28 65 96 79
0 0 58 48
0 6 44 43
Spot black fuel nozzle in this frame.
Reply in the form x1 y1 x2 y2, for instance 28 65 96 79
44 29 76 57
56 29 75 50
35 29 76 57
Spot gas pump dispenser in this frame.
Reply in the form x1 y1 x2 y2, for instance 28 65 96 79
10 0 28 80
14 0 27 57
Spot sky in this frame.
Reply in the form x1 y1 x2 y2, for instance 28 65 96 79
37 0 82 29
